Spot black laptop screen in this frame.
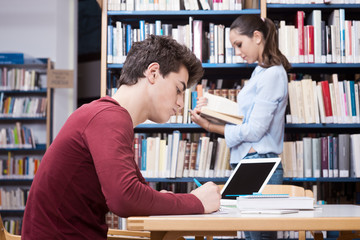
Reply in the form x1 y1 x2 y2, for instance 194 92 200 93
221 162 276 199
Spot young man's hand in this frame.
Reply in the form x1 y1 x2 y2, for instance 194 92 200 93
190 181 221 213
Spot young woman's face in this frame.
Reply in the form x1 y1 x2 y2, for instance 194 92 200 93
229 29 263 64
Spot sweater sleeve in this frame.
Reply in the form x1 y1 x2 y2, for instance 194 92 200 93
224 67 287 148
83 107 204 217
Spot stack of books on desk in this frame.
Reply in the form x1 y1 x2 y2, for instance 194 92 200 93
236 195 314 211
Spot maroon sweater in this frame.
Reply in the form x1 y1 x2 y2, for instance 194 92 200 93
22 97 203 239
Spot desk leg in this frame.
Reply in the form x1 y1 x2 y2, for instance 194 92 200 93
299 231 306 240
151 231 187 240
311 231 324 240
150 231 167 240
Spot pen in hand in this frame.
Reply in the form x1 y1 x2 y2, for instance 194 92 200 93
193 178 202 187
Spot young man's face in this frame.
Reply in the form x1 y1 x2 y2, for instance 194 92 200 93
150 64 189 123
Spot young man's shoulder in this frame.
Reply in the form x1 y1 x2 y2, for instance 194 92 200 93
80 96 122 113
74 96 130 125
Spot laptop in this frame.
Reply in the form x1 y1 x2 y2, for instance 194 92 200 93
220 158 281 206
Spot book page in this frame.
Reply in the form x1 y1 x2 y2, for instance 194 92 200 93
203 92 238 116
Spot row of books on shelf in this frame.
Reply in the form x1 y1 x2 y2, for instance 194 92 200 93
0 122 36 149
108 0 181 11
287 74 360 124
135 131 233 178
281 134 360 179
1 218 21 235
0 187 28 210
0 155 41 179
107 0 248 11
267 0 360 4
107 19 243 64
112 79 241 125
0 95 47 118
0 67 45 90
279 10 360 64
114 72 360 126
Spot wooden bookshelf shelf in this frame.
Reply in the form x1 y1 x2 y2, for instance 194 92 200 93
0 210 25 214
267 4 360 9
290 63 360 68
0 144 46 151
108 9 261 16
0 178 34 182
107 63 258 69
284 177 360 182
285 123 360 129
0 89 47 94
146 177 228 183
0 117 46 121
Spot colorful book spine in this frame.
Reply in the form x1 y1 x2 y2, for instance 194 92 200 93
126 24 132 54
296 11 305 63
107 25 113 63
321 81 333 123
321 137 329 178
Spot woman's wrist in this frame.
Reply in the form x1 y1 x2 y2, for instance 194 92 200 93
207 122 211 132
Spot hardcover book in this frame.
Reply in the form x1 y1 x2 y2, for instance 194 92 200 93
237 196 314 210
200 92 243 125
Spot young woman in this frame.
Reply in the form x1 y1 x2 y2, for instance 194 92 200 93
190 14 291 240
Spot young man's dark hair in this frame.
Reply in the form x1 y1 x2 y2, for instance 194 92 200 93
119 35 204 88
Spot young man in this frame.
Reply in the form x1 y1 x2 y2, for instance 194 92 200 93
21 35 221 239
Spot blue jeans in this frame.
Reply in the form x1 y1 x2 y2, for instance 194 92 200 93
231 152 283 240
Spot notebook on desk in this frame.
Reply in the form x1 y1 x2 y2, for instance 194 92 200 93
220 158 281 206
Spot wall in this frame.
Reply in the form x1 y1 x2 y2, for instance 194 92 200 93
0 0 78 140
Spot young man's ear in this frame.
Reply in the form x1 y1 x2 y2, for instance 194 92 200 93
146 62 160 84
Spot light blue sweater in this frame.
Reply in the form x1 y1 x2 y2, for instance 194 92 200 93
224 65 288 164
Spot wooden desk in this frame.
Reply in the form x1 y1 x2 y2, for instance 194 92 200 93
127 205 360 240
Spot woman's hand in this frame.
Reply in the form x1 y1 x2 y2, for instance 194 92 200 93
195 96 208 110
189 108 210 131
189 96 225 135
189 97 210 130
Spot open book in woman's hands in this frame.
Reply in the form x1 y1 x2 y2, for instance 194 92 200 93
200 92 244 125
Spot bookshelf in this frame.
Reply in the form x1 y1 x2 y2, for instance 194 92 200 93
99 0 360 235
266 3 360 205
0 58 52 233
100 0 360 198
100 0 263 188
100 0 263 97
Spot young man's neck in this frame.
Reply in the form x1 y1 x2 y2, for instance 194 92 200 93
112 80 149 127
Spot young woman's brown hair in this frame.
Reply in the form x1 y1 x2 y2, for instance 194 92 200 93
230 15 291 71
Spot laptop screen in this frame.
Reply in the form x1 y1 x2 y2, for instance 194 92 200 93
221 158 281 200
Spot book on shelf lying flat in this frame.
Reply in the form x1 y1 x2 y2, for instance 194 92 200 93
237 196 314 210
200 92 243 125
